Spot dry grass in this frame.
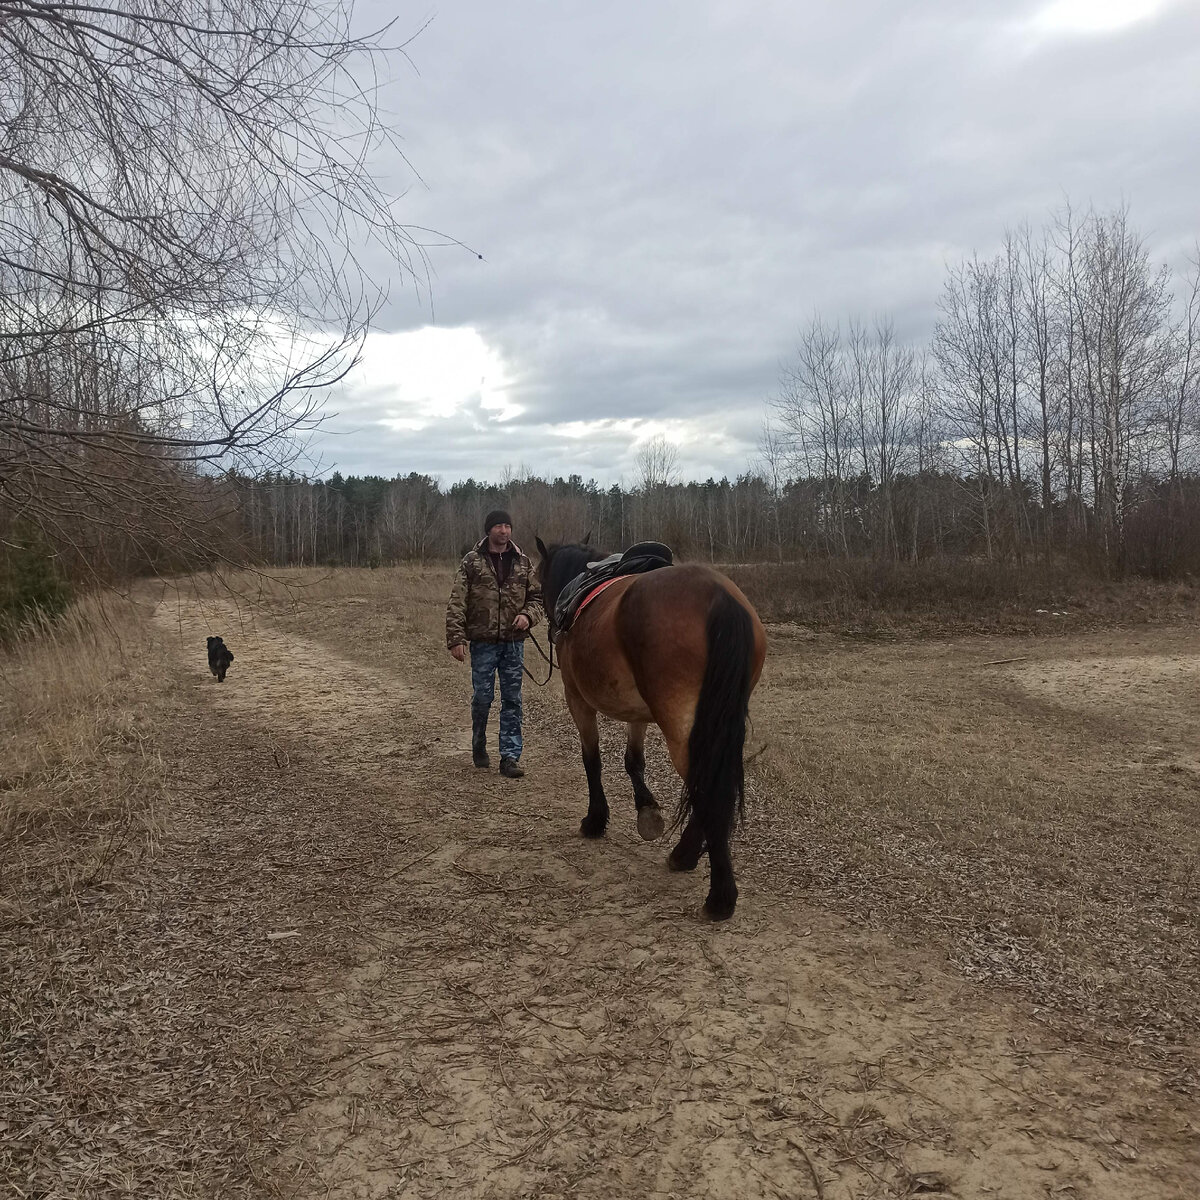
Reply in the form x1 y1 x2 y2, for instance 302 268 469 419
0 594 181 1191
5 566 1198 1197
741 629 1200 1089
158 564 451 607
0 571 460 1197
158 557 1200 639
254 568 1200 1088
726 557 1200 636
0 586 353 1197
0 594 179 1193
216 567 1200 1194
1 592 166 905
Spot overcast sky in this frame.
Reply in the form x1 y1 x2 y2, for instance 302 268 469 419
305 0 1200 486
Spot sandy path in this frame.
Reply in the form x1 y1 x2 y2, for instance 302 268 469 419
155 597 1197 1199
1013 648 1200 776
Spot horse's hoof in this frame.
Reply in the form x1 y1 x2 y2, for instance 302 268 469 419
637 807 665 841
667 849 699 872
702 894 737 921
580 816 607 839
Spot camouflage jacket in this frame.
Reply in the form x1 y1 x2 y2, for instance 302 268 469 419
445 539 545 647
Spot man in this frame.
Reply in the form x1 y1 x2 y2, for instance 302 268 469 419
446 509 544 778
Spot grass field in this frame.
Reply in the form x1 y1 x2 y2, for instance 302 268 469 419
2 565 1198 1197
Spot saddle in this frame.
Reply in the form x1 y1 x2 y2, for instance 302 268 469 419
553 541 674 637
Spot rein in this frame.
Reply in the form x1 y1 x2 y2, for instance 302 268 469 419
523 574 611 688
522 627 555 686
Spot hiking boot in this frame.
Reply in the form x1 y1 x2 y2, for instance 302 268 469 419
472 715 490 769
499 756 524 779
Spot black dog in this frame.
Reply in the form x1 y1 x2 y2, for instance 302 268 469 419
206 636 234 683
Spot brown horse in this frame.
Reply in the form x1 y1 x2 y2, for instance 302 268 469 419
535 540 767 920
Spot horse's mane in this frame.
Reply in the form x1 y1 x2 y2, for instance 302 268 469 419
540 542 604 611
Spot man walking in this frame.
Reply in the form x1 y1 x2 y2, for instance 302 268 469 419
446 510 544 778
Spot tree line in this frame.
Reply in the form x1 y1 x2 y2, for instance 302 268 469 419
220 459 1200 578
231 203 1200 579
771 204 1200 572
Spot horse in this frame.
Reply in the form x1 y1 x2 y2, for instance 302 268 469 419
535 539 767 920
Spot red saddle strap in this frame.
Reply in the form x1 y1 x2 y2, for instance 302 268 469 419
574 575 627 621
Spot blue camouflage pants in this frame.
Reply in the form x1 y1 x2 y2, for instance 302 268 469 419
470 640 524 761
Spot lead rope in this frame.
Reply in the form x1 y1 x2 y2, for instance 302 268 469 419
522 625 555 686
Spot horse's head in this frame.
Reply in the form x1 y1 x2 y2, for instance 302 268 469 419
535 535 599 617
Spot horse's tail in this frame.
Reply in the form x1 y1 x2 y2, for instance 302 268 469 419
678 588 754 840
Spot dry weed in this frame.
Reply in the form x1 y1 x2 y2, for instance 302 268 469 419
742 633 1200 1088
727 557 1200 635
1 592 173 1192
159 564 448 606
1 592 166 894
6 566 1198 1197
250 567 1200 1086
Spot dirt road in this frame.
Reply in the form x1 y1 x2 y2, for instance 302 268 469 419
136 586 1199 1200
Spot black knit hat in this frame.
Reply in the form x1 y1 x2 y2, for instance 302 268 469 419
484 509 512 532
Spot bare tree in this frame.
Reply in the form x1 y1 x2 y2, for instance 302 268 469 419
933 256 999 478
1072 206 1174 567
636 434 680 492
379 474 442 563
934 252 1034 558
634 434 680 545
754 418 787 562
0 1 446 576
855 316 916 558
777 316 918 558
1013 222 1056 548
773 317 853 554
1162 247 1200 490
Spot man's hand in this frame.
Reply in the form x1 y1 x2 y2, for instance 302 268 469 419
450 644 466 662
512 614 530 632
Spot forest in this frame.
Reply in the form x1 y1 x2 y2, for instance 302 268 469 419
5 196 1200 631
124 205 1200 581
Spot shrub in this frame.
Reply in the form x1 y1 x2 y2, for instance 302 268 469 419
724 555 1200 635
0 534 73 639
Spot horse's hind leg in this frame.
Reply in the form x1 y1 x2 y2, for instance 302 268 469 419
667 817 705 871
625 722 663 841
703 833 737 920
663 726 736 917
660 729 705 870
566 688 608 838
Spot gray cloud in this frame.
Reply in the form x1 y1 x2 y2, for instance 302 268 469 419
307 0 1200 484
